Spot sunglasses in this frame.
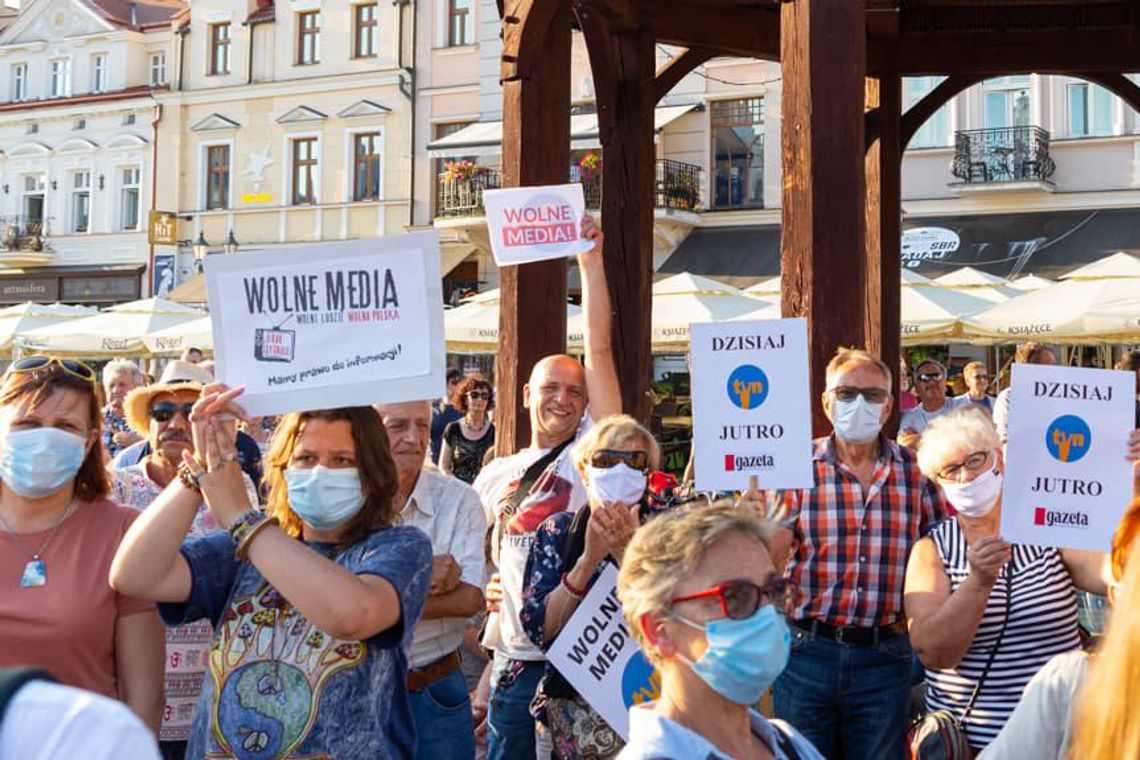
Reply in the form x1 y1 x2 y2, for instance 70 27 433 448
829 386 889 404
590 448 649 473
150 401 194 423
937 450 992 481
916 372 945 383
467 391 490 400
672 577 799 620
8 356 96 383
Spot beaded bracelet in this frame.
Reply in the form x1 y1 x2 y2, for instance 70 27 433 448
561 573 587 600
235 517 279 561
227 509 264 542
177 462 202 493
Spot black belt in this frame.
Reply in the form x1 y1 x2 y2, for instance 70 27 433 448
792 618 908 647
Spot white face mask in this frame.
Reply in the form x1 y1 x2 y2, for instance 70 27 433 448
829 395 885 444
941 465 1003 518
584 463 647 506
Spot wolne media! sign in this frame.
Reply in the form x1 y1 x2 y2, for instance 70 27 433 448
483 183 594 266
205 233 446 417
546 563 660 740
689 319 813 492
1001 364 1134 552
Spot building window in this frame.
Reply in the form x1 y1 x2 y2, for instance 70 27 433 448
71 171 91 233
710 97 764 210
11 63 27 102
49 58 71 98
120 167 140 230
291 138 318 204
92 54 108 93
983 75 1031 129
206 145 230 210
353 4 378 58
209 23 231 75
904 77 950 148
353 132 381 201
26 123 38 135
297 11 320 65
122 113 136 126
1068 82 1114 138
73 118 85 130
447 0 473 47
150 52 167 86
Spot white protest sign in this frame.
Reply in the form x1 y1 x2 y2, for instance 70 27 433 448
205 233 446 417
482 183 594 266
689 319 813 492
546 563 661 740
1002 364 1134 551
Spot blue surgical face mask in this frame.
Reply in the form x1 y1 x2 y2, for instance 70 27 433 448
830 395 885 444
674 604 791 705
0 427 88 499
284 466 366 531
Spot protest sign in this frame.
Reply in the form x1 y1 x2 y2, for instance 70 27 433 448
688 318 813 492
205 233 445 417
1002 364 1134 551
546 563 660 740
482 183 594 266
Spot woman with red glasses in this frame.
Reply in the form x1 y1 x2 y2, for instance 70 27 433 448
518 414 662 758
0 357 164 736
440 377 495 484
616 501 823 760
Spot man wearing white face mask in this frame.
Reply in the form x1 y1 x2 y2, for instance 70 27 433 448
376 400 486 760
768 348 950 760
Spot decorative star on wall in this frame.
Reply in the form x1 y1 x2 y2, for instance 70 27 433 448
241 145 274 192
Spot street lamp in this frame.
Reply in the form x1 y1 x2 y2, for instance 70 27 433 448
224 228 239 255
192 231 209 271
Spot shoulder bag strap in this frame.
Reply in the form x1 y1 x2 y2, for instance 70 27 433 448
491 437 574 567
960 554 1015 725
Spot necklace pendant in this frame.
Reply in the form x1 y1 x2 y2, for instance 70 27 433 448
20 559 46 588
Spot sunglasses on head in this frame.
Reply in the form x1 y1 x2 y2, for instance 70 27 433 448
829 386 889 404
589 448 649 473
672 577 799 621
8 356 96 383
150 401 194 423
467 390 490 400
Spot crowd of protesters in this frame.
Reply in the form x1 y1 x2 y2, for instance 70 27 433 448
0 216 1138 760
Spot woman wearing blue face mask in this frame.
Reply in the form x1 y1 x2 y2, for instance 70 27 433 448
111 385 433 760
519 415 662 759
0 357 164 733
616 502 824 760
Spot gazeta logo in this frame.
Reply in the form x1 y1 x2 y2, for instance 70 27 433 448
621 651 661 709
1045 415 1092 463
726 365 769 410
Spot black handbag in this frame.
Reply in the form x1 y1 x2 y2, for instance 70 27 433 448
907 561 1013 760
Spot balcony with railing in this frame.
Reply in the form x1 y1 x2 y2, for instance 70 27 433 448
435 159 703 218
951 126 1056 187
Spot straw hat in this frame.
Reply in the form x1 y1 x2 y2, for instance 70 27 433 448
124 360 214 435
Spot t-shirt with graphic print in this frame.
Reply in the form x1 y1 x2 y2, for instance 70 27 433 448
158 525 432 760
474 419 590 662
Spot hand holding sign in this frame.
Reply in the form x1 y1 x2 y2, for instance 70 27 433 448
1129 429 1140 498
483 184 596 266
965 536 1012 587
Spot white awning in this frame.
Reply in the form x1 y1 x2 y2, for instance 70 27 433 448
427 104 700 159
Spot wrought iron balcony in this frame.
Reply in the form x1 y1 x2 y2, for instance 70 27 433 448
436 167 502 218
0 216 48 252
951 126 1055 184
656 159 702 211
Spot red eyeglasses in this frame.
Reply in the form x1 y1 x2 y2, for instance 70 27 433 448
671 577 799 620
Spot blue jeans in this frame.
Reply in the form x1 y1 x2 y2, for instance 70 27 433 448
487 654 544 760
409 668 476 760
772 625 912 760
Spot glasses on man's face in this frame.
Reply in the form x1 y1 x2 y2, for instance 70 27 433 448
150 402 194 423
8 356 96 383
589 448 649 473
937 450 992 481
467 391 490 401
971 374 989 382
672 577 799 620
916 372 945 384
829 386 890 404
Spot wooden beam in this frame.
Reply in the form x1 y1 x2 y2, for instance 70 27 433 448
876 30 1140 75
780 0 869 436
642 3 780 60
500 0 563 82
655 47 715 103
496 0 573 454
900 74 983 149
865 74 903 435
576 2 657 423
1078 71 1140 117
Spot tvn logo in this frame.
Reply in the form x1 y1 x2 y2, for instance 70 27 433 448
1034 507 1090 528
724 453 774 472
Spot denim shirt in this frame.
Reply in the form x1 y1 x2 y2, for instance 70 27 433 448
159 525 432 760
617 703 824 760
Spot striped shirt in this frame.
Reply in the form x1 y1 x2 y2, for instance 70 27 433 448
925 519 1081 749
780 435 948 627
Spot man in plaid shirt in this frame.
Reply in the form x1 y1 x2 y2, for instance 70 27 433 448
771 348 949 760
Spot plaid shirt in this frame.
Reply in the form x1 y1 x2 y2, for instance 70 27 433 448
780 435 948 628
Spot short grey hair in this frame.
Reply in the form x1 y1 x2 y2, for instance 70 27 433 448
917 406 1000 479
102 359 144 391
824 347 893 394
